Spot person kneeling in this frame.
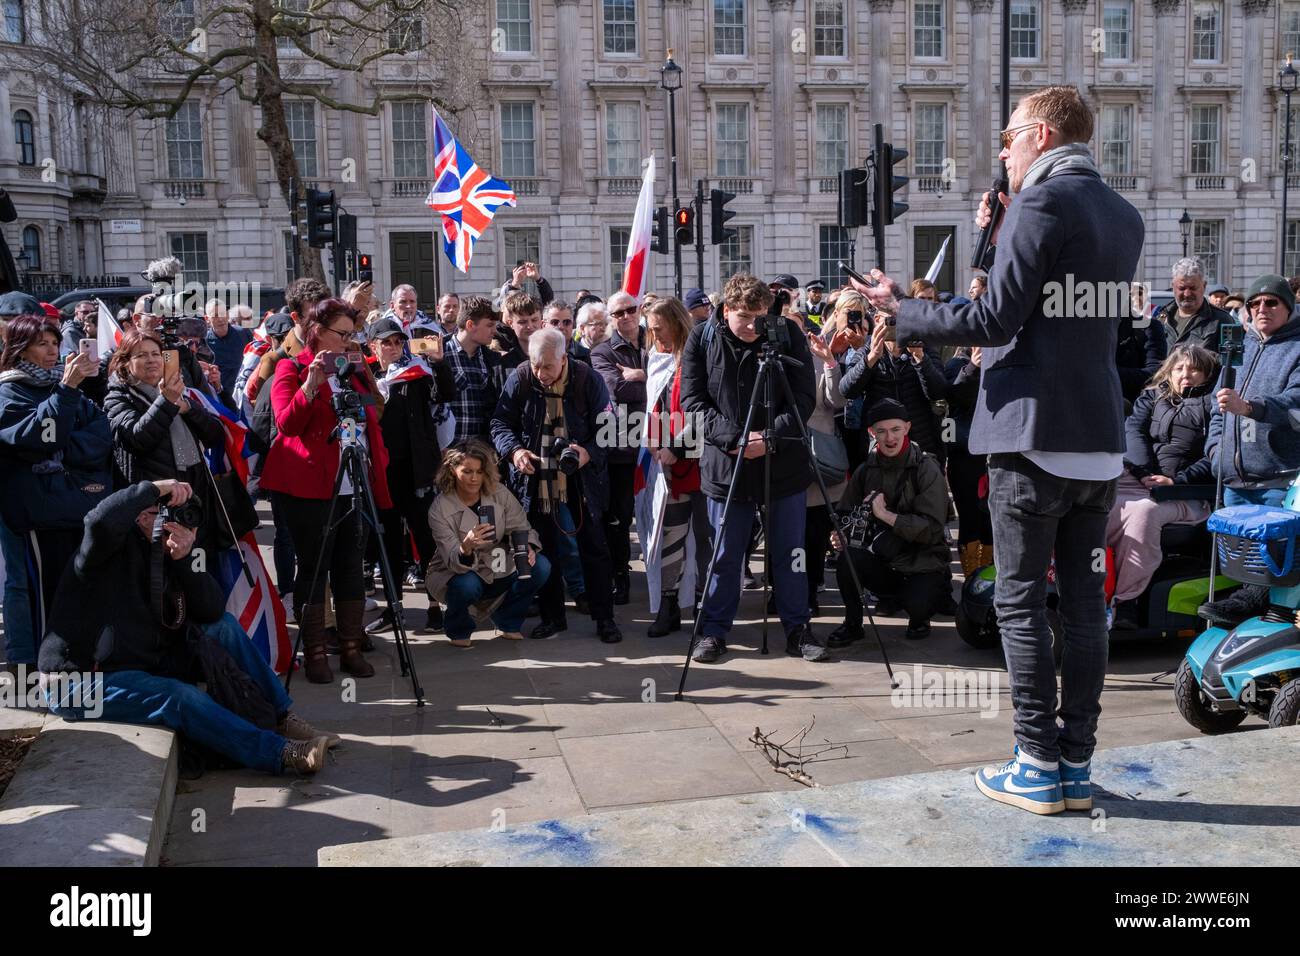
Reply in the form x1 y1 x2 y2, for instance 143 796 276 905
38 480 336 775
829 399 953 644
426 440 551 647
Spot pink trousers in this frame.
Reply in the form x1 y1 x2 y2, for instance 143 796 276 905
1105 473 1211 603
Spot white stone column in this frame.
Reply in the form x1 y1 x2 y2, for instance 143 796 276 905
969 1 995 191
556 0 584 195
869 0 894 134
1152 0 1183 195
1061 0 1089 88
0 70 16 165
224 88 258 199
664 0 692 187
770 0 796 193
1242 1 1273 193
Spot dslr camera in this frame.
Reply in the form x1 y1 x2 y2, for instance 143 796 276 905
160 493 204 529
839 492 906 561
551 437 582 476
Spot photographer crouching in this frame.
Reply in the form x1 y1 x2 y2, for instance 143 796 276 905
38 480 337 775
829 399 953 646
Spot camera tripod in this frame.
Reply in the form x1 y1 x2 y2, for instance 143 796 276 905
676 327 897 699
282 412 425 706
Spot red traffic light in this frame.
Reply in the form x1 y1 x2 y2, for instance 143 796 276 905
675 207 692 228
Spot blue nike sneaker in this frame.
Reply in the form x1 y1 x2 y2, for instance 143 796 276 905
1059 755 1092 811
975 752 1065 815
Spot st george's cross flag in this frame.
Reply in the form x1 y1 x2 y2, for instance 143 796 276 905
95 299 124 356
425 107 517 272
620 155 657 302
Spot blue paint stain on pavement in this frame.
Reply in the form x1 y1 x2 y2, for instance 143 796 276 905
1025 836 1081 860
1112 762 1162 788
503 819 598 864
803 814 856 837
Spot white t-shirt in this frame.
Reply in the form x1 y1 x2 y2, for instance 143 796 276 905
1023 450 1123 482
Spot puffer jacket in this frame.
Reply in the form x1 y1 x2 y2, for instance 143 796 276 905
103 376 226 486
1124 380 1215 485
840 345 948 463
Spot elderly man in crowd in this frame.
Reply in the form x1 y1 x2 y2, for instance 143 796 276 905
385 284 439 337
575 300 609 360
204 299 255 395
1158 258 1233 354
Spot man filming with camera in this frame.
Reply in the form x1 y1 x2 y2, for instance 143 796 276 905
39 478 337 775
680 273 822 664
829 399 953 645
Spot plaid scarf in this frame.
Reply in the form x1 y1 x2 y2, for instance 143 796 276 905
535 362 570 514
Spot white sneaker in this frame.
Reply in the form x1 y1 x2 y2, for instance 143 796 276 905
364 596 379 612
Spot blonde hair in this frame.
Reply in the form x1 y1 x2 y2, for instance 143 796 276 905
1145 344 1220 396
644 297 694 360
436 440 500 496
822 289 868 336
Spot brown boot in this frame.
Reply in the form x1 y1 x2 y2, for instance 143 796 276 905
299 603 334 684
335 599 376 678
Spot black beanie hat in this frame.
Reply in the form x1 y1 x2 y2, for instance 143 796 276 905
867 397 910 427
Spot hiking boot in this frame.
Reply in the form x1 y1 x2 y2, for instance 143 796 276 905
647 593 681 638
281 735 330 774
1198 584 1268 629
975 752 1064 815
788 624 830 662
691 635 726 663
278 713 341 749
827 622 866 648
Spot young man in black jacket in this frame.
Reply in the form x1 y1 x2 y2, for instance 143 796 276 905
38 480 336 774
680 273 824 663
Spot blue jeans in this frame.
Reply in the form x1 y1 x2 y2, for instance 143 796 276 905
1224 486 1287 508
555 503 586 598
699 490 809 640
987 454 1117 764
45 613 293 774
0 519 34 665
443 556 551 641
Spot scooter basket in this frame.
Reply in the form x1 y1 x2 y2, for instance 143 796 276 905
1207 505 1300 587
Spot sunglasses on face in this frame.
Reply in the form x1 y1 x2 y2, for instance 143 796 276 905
610 307 637 318
1250 297 1285 311
999 122 1040 149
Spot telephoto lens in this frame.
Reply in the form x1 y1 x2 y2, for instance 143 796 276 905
510 530 532 580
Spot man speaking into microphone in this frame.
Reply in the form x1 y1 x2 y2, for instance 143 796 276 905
852 86 1144 815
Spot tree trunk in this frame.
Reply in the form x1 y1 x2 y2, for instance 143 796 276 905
251 0 324 282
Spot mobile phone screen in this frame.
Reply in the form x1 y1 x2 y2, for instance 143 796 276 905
840 261 877 287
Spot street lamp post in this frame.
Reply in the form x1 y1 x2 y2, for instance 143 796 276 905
660 50 683 299
1179 209 1192 259
1280 54 1299 274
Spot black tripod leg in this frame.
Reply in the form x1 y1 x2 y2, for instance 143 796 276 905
770 358 897 686
676 362 769 700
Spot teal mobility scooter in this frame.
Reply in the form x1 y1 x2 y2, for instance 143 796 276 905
1177 473 1300 732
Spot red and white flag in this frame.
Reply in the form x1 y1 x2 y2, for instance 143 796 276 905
620 154 657 302
95 298 123 355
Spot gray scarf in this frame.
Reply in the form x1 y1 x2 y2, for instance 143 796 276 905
1021 143 1099 190
0 361 64 388
132 380 203 472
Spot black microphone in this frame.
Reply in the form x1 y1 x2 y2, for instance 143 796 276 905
970 178 1008 271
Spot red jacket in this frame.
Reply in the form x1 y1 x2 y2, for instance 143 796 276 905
259 347 392 508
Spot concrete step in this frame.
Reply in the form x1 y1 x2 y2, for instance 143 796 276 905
319 726 1300 867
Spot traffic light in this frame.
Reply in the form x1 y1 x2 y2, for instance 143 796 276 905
710 188 737 245
336 212 357 252
872 124 909 236
306 187 337 247
838 167 870 229
651 206 670 255
674 206 694 247
358 253 373 284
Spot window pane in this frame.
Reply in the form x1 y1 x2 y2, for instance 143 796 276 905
609 227 631 292
392 101 429 178
170 232 209 285
818 225 852 290
1010 1 1039 60
813 104 848 177
606 103 641 176
914 104 946 175
277 0 312 53
718 225 752 279
1101 2 1131 61
504 227 542 296
14 109 34 166
1100 104 1132 174
160 0 193 45
813 0 845 58
1285 3 1300 60
497 0 532 52
21 226 40 271
165 101 204 179
284 101 318 179
501 102 536 178
1190 105 1220 174
914 1 944 59
715 104 749 176
389 15 423 52
4 0 24 43
603 0 637 54
714 0 746 56
1191 220 1222 283
1286 221 1300 279
1192 2 1221 62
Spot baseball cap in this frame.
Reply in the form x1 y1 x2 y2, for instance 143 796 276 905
769 274 800 290
366 317 408 343
683 288 710 311
0 291 42 317
263 313 294 337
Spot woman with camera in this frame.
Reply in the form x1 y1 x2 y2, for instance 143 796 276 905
260 298 391 683
103 329 229 545
0 313 112 666
426 439 549 646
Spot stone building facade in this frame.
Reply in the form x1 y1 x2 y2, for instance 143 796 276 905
5 0 1300 304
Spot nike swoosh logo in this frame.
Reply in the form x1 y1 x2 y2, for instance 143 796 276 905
996 775 1060 794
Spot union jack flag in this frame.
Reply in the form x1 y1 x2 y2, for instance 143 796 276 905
426 107 517 272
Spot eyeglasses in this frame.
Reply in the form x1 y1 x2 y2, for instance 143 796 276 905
320 323 353 338
610 307 637 318
1249 297 1284 310
999 122 1041 149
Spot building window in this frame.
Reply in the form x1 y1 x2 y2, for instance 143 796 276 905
497 0 531 53
718 225 752 279
284 101 318 179
1099 104 1133 175
20 225 40 271
276 0 312 54
818 225 852 289
13 109 34 166
608 226 631 292
603 0 636 55
1191 220 1222 283
4 0 24 43
1191 1 1221 63
389 14 424 52
1286 221 1300 278
914 1 944 59
160 0 195 46
164 101 204 180
1010 1 1040 60
715 104 749 177
914 103 947 176
504 227 542 296
813 0 846 58
605 103 641 177
813 104 849 177
391 101 428 179
283 232 296 286
1280 102 1300 167
714 0 746 57
1101 2 1132 61
500 102 536 178
1190 104 1221 174
1284 3 1300 60
170 233 209 285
